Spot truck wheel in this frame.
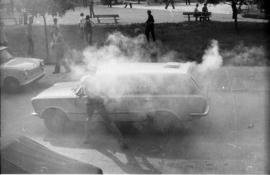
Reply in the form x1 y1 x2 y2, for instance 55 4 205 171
43 108 68 133
4 77 20 93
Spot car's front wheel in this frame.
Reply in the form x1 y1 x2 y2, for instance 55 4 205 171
3 77 20 93
43 108 68 133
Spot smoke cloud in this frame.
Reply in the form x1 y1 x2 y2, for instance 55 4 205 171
69 32 223 81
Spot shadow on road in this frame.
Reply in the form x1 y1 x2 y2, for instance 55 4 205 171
42 120 204 173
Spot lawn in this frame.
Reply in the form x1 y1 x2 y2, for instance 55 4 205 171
5 21 268 66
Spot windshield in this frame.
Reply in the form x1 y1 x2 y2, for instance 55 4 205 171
0 49 13 64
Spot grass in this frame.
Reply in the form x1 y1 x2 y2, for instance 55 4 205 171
5 21 268 65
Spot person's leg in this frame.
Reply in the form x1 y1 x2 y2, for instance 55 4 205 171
96 100 127 148
171 0 175 9
54 61 60 73
62 59 71 73
124 3 127 8
145 28 150 42
150 26 156 42
84 100 95 143
165 1 169 9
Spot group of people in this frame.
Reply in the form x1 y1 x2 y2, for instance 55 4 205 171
194 3 209 21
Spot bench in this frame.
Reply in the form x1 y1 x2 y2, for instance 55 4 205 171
0 17 18 24
183 12 211 22
94 14 119 24
123 1 136 8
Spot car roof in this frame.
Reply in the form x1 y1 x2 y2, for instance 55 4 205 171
0 46 7 51
96 62 191 76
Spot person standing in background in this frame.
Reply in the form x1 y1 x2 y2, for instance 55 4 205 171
145 10 156 42
84 15 93 45
51 30 70 74
27 16 34 56
79 13 86 39
89 0 95 18
186 0 190 5
0 21 8 46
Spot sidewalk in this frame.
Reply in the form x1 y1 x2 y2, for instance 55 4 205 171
31 3 266 26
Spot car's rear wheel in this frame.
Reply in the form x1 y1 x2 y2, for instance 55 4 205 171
43 108 68 133
3 77 20 93
148 111 180 133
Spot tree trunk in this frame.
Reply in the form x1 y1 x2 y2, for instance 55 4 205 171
42 15 50 62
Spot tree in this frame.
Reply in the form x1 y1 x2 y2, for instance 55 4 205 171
15 0 76 61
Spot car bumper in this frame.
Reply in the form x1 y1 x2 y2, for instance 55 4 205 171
189 104 210 117
20 72 45 86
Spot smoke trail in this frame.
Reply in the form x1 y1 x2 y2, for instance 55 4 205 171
69 33 223 99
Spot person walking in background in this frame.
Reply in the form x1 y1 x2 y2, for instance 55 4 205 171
165 0 175 9
51 18 59 39
0 21 8 46
107 0 112 8
51 30 70 74
185 0 190 5
89 0 95 18
79 13 86 39
145 10 155 42
26 16 34 56
84 15 93 45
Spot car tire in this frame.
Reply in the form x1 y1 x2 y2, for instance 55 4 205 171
3 77 20 93
149 111 179 134
43 108 68 134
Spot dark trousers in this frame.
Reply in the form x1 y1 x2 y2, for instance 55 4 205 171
186 0 190 5
28 37 34 56
165 0 175 9
107 0 112 7
54 50 70 73
85 98 124 143
89 5 95 17
85 32 92 45
124 3 132 8
145 25 156 42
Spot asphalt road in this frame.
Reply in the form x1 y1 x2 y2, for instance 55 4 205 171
1 66 269 173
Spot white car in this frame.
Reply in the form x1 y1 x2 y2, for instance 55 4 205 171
0 46 45 92
32 62 209 133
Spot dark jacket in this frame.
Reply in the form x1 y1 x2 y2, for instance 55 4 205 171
146 14 154 27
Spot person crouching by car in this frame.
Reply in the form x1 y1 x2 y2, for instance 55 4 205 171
76 75 128 149
51 29 71 74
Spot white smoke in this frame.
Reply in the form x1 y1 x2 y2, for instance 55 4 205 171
69 33 223 99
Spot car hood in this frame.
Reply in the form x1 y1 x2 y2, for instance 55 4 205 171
33 81 80 100
2 57 42 70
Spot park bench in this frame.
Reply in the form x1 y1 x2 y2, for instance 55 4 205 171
123 1 136 8
94 14 119 24
183 12 212 22
0 17 18 24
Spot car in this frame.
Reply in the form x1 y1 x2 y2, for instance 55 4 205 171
0 46 45 92
31 62 210 133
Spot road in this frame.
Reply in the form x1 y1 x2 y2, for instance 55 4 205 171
1 66 269 173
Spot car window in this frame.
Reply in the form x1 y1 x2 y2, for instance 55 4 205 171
0 49 13 64
99 74 200 95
